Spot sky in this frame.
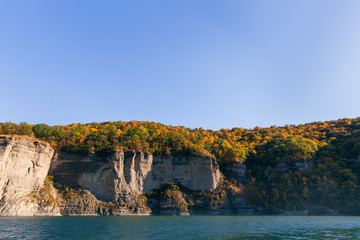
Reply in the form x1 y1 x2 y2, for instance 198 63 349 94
1 1 360 130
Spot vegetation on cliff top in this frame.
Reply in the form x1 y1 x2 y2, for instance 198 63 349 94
1 117 360 214
2 118 359 164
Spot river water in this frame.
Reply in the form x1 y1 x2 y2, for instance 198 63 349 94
1 216 360 239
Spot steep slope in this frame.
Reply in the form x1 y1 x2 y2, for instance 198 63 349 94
50 151 221 203
0 136 59 216
0 135 229 216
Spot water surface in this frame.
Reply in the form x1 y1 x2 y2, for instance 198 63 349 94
1 216 360 239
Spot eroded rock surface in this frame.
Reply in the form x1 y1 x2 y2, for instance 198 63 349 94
50 151 222 202
0 135 253 216
277 159 314 172
226 161 247 182
0 136 59 216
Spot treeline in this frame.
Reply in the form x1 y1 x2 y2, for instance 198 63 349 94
1 118 358 165
1 118 360 214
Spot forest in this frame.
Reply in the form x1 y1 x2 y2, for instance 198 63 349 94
1 117 360 214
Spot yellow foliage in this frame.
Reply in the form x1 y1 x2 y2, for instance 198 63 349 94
116 129 122 136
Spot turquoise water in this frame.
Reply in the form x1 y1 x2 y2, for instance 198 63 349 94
1 216 360 239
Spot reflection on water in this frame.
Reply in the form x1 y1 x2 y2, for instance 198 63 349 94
0 216 360 239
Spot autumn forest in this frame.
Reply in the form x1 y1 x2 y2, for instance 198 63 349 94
1 117 360 214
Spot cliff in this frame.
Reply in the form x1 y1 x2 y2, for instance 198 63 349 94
2 118 359 215
0 136 59 216
49 151 221 203
1 135 241 216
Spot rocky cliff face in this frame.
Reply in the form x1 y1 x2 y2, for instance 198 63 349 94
0 136 59 216
49 151 221 202
0 135 255 216
277 159 314 172
225 162 247 182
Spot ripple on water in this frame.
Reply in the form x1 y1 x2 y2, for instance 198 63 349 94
1 216 360 239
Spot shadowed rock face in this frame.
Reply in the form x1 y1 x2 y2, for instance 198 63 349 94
50 151 222 202
277 159 314 172
0 136 57 216
226 162 247 182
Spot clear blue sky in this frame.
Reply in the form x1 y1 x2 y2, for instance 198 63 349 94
1 1 359 130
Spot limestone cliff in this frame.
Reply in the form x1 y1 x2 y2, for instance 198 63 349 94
49 151 222 202
0 136 59 216
225 162 247 182
0 135 255 216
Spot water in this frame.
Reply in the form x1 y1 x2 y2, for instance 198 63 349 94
1 216 360 239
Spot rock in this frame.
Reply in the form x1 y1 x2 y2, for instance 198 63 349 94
55 187 151 216
277 159 314 172
0 135 231 216
50 151 222 203
152 154 221 191
230 195 254 215
0 136 59 216
225 161 247 182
